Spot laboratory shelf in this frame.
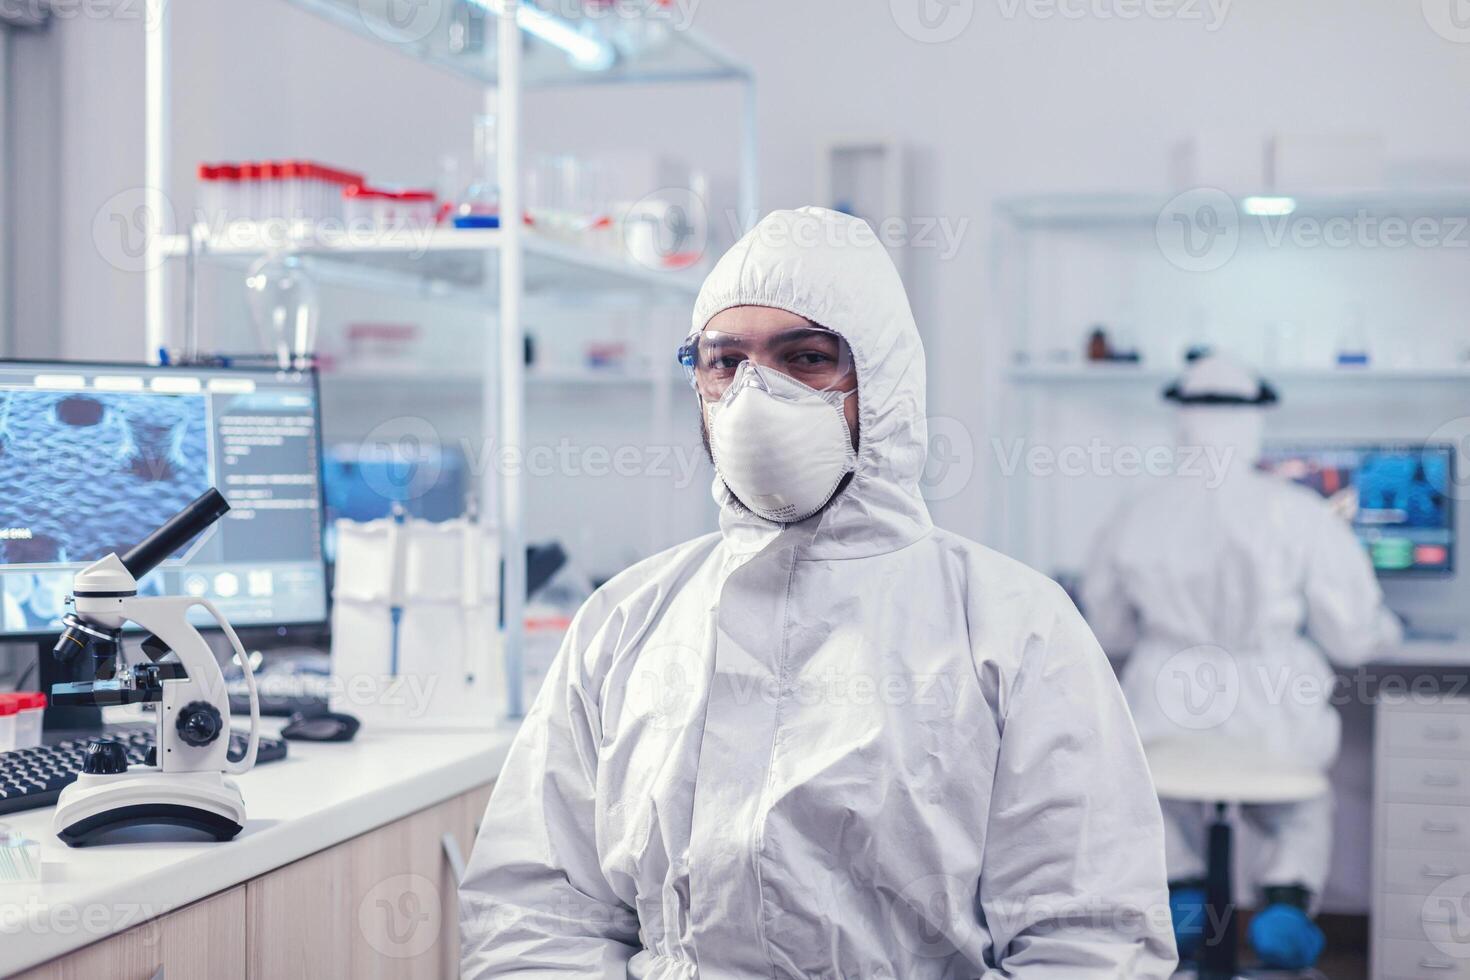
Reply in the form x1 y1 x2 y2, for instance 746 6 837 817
1006 363 1172 383
148 0 756 722
289 0 752 88
995 190 1470 229
322 364 685 390
525 365 687 386
161 225 705 299
1006 363 1470 384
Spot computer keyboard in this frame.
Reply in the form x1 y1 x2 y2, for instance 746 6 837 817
0 726 288 816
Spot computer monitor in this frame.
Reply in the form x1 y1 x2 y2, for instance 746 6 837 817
1258 443 1456 576
0 360 329 637
321 441 468 563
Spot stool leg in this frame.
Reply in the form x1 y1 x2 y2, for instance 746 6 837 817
1199 802 1238 980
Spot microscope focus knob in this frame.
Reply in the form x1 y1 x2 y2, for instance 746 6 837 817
176 701 224 748
82 739 129 775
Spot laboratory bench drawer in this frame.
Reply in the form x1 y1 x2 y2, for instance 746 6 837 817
1379 890 1470 945
1386 803 1470 852
1381 709 1470 758
1377 937 1470 978
1385 758 1470 805
1382 849 1470 896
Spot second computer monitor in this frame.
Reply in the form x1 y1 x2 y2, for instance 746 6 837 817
1259 442 1456 576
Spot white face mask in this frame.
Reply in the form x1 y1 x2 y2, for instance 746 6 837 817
705 361 857 524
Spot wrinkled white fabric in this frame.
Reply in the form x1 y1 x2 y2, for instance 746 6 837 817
462 207 1176 978
1083 407 1402 892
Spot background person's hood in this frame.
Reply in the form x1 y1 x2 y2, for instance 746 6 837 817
689 206 933 559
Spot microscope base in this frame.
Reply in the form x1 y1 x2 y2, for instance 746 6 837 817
53 770 247 847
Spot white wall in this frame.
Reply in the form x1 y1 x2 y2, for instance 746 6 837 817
28 0 1470 544
16 0 1470 912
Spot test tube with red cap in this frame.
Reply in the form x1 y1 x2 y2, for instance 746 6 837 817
197 164 221 225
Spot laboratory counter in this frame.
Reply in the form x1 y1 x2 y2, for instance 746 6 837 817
0 723 516 978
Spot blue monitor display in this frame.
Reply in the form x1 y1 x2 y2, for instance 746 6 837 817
1258 443 1456 576
321 442 468 563
0 361 328 636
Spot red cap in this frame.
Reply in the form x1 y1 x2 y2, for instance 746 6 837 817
262 162 283 180
396 190 436 202
16 692 45 710
219 164 241 181
343 184 392 200
329 167 365 188
240 162 262 180
0 697 17 717
198 164 218 181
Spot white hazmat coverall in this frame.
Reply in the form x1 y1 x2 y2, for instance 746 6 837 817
1083 403 1402 897
461 207 1176 978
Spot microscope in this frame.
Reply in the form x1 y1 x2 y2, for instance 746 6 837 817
48 488 261 846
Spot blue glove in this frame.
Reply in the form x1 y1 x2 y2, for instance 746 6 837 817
1249 902 1325 970
1168 885 1208 960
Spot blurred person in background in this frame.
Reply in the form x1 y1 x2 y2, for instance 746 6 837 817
1083 354 1402 971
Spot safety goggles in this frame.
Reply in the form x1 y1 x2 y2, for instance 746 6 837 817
677 326 855 400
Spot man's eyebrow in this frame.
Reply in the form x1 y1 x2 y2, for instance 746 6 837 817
703 327 835 351
767 327 837 346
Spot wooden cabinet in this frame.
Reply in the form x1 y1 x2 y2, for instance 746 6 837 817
12 783 494 980
14 886 246 980
247 783 493 980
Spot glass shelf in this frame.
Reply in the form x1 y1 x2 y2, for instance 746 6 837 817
325 365 684 386
162 225 705 301
1008 363 1470 384
995 190 1470 229
290 0 751 89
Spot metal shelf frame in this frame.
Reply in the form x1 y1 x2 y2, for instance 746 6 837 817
142 0 758 719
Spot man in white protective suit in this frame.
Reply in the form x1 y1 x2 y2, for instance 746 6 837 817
461 206 1177 978
1082 354 1403 971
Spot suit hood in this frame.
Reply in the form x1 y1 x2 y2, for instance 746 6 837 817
690 207 932 559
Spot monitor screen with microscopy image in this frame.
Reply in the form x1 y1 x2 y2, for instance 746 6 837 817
0 361 328 637
1258 443 1456 576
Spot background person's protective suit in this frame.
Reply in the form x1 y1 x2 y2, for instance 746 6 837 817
461 207 1176 979
1082 354 1402 968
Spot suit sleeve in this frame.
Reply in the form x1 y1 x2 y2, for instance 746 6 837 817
460 613 640 977
978 586 1178 979
1303 505 1403 668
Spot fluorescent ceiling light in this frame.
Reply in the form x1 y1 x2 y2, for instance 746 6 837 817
1242 196 1297 217
33 374 87 390
95 376 146 392
151 376 202 394
474 1 617 71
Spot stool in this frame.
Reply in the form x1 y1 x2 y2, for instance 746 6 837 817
1145 737 1330 980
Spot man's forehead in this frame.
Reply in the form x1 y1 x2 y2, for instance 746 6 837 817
704 305 816 336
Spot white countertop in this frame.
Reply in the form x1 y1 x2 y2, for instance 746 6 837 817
1370 636 1470 668
0 721 516 976
1106 637 1470 670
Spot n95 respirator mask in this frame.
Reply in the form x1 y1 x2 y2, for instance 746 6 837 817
705 361 857 524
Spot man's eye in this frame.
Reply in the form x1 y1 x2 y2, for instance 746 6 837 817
791 351 834 366
711 354 744 371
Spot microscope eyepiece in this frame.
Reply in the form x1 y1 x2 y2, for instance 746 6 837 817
120 488 231 579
